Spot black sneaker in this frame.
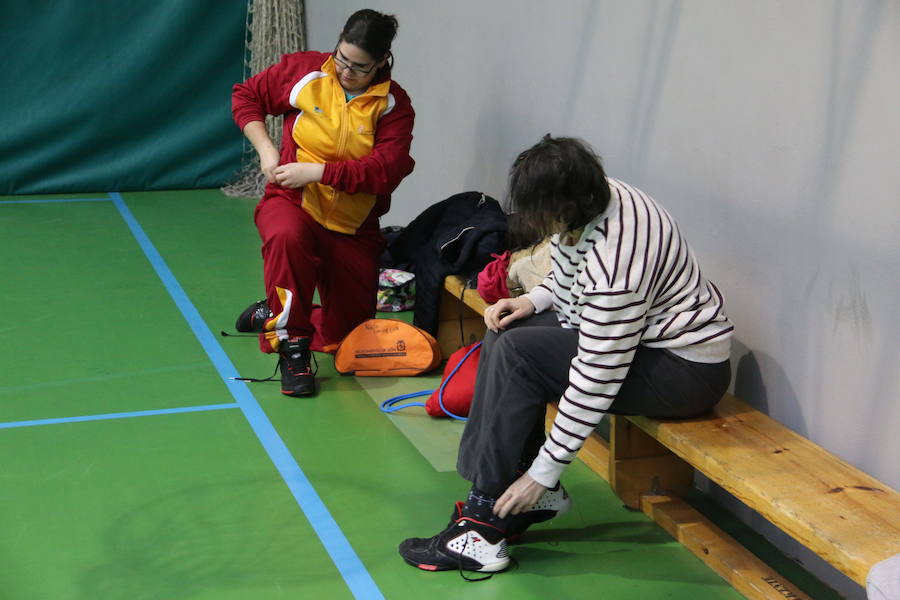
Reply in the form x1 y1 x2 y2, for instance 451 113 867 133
235 299 272 333
505 483 572 541
399 515 509 573
280 337 316 397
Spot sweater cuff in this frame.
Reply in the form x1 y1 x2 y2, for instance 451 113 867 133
320 162 338 187
235 112 266 132
527 451 565 489
524 287 553 313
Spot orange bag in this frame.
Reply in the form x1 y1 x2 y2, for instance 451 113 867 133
334 319 442 376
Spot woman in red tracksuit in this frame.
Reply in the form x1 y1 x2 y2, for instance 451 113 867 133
231 9 415 396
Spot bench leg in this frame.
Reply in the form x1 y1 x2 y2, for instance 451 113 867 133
435 287 487 358
609 415 694 509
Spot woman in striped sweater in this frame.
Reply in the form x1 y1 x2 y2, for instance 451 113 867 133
399 135 734 575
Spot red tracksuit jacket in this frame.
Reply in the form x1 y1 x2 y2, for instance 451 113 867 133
232 51 415 234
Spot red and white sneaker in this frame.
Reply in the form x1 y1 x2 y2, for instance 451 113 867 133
399 515 510 573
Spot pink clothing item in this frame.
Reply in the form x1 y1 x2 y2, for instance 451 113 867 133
477 251 511 304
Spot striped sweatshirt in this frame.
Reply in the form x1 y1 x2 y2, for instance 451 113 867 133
525 178 734 488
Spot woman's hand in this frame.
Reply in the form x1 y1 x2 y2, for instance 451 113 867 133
484 296 535 332
258 146 281 183
273 162 325 189
494 473 547 519
242 121 280 183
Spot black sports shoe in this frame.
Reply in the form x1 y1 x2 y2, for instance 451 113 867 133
505 483 572 541
280 337 316 397
235 299 272 333
399 515 509 573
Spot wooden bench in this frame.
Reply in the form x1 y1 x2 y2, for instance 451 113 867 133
435 274 491 358
437 274 900 600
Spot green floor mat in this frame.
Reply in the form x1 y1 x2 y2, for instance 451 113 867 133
0 409 352 600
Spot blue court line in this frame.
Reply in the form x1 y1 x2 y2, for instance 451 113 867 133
0 403 239 430
0 197 112 205
109 192 384 600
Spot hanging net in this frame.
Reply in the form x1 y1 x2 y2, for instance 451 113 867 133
221 0 306 198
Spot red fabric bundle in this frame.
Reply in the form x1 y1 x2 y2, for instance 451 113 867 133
425 342 482 418
476 251 511 304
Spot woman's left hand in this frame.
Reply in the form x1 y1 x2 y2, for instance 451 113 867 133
494 472 547 519
273 162 325 188
484 296 535 332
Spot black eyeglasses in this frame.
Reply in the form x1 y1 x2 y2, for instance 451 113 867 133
333 46 377 76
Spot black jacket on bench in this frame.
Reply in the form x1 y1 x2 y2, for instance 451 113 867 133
387 191 508 335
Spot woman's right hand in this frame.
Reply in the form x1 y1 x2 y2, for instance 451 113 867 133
258 146 280 183
484 296 535 332
241 121 280 183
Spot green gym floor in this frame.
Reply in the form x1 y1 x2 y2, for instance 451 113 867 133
0 190 828 599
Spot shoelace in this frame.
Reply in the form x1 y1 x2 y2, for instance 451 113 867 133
220 330 319 382
453 520 516 582
281 347 317 376
219 330 258 338
457 532 493 582
228 352 318 383
250 305 273 328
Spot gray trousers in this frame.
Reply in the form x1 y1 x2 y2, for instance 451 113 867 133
456 312 731 496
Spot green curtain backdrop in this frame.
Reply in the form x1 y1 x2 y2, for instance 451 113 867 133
1 1 247 194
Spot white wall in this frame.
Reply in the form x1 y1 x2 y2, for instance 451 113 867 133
307 2 900 597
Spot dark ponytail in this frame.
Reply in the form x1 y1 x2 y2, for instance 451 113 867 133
339 9 398 62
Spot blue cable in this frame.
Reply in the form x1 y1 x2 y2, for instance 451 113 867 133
435 342 481 421
380 342 482 422
380 390 432 412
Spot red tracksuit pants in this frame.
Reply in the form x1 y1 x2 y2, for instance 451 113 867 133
254 191 384 354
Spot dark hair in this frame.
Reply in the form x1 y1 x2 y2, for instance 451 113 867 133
339 9 398 62
506 135 611 244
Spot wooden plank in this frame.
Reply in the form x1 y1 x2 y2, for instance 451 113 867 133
609 415 694 508
546 406 812 599
436 276 488 357
436 287 486 358
628 394 900 586
443 275 490 315
641 494 815 600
